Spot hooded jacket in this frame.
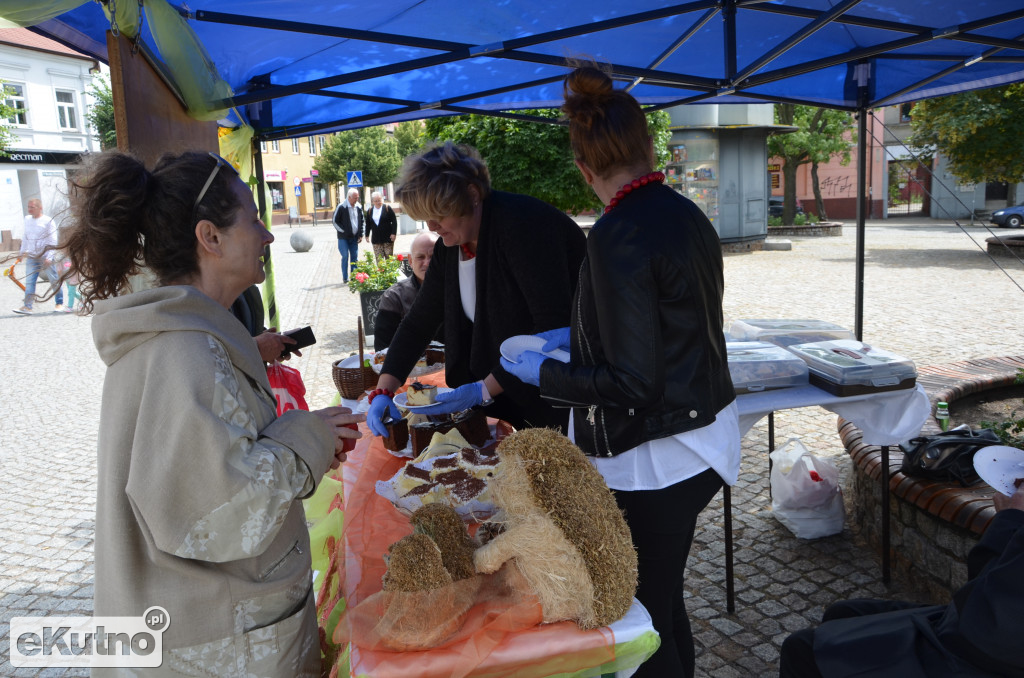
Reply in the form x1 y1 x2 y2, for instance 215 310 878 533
91 285 333 677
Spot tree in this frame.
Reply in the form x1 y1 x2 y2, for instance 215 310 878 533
393 120 425 161
424 109 672 214
313 126 403 190
84 74 117 150
767 104 855 222
0 83 19 157
909 84 1024 207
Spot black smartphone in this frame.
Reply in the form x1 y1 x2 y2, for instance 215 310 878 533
281 326 316 358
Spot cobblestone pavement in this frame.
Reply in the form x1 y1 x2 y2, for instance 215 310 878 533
0 217 1021 676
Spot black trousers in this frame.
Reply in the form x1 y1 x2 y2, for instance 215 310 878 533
614 467 724 678
779 599 930 678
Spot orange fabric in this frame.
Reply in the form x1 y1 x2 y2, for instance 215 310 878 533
331 370 617 677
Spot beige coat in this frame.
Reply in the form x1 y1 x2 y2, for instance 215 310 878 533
91 286 334 677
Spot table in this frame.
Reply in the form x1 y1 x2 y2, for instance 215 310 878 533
307 373 660 677
722 384 931 612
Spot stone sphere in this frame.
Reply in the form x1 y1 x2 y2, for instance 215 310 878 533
289 230 314 252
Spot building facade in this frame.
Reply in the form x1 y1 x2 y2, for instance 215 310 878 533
0 28 100 243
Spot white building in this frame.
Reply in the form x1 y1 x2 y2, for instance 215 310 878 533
0 27 100 239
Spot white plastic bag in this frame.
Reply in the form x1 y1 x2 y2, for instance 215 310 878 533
769 438 845 539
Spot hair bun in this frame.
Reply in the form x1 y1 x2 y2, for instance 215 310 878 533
566 66 613 98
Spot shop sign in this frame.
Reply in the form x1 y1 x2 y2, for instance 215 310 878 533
767 164 780 172
264 169 287 182
771 174 780 188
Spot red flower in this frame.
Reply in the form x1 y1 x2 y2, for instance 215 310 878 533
396 254 404 261
809 471 823 482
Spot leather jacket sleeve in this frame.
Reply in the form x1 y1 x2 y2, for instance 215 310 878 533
541 220 669 409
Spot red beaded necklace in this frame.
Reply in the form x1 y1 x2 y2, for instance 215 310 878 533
603 171 666 214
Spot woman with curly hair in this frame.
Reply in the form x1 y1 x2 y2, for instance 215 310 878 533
65 150 361 677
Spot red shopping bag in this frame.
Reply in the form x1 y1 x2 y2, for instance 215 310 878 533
267 363 309 415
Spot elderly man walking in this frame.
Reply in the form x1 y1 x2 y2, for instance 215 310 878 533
332 187 364 284
13 198 64 315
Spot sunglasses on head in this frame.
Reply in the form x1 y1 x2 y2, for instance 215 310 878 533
192 152 239 225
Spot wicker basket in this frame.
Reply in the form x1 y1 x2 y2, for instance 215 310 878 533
332 316 377 399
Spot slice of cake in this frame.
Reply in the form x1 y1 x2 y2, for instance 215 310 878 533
406 381 438 406
381 417 409 452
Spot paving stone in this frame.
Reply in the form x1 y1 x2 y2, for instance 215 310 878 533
3 219 1019 677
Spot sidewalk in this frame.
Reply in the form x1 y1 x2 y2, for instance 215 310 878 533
0 217 1021 676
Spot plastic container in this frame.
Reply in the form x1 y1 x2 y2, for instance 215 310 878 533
786 340 917 396
727 342 809 394
728 319 855 347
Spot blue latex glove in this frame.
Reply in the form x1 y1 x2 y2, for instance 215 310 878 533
536 326 570 353
500 351 548 387
415 382 485 415
367 394 402 437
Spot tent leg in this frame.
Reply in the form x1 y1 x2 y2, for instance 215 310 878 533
855 105 867 341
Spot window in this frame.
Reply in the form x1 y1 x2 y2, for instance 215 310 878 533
308 136 316 155
318 135 327 153
55 89 78 130
313 181 329 208
4 83 27 125
899 103 913 123
270 140 280 152
292 138 299 154
259 140 267 153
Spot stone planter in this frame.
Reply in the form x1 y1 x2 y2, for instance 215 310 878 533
768 221 843 237
359 289 386 333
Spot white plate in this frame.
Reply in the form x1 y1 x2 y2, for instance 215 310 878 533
500 334 570 364
974 445 1024 497
335 353 373 369
394 387 453 410
370 347 445 378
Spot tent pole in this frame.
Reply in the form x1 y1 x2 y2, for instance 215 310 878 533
855 106 866 341
252 141 279 329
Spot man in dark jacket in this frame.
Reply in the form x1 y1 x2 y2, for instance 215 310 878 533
779 485 1024 678
333 188 363 283
373 232 442 350
364 191 398 260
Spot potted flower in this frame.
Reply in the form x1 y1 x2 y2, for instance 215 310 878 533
349 252 402 331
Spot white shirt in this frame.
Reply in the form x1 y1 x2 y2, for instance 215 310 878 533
572 401 742 491
348 202 361 231
371 205 383 224
458 249 476 322
21 213 58 258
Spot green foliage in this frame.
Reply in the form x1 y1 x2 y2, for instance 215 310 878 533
909 84 1024 185
793 212 807 226
85 73 117 150
0 82 19 157
393 121 425 160
806 212 820 224
768 105 854 166
981 369 1024 451
348 251 401 294
314 126 402 188
767 216 783 227
424 109 672 215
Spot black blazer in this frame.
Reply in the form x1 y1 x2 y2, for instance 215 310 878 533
364 204 398 244
813 508 1024 677
380 190 586 430
332 202 364 239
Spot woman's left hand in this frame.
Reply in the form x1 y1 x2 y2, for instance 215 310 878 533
312 406 365 466
500 351 548 387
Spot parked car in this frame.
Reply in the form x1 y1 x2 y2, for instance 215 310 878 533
768 196 804 218
991 204 1024 228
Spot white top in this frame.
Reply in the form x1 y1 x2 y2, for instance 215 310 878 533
371 205 383 224
575 401 741 491
348 202 361 231
458 250 476 322
21 213 58 258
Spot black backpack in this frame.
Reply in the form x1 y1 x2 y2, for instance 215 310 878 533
898 427 1001 486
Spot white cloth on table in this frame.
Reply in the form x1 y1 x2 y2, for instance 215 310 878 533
736 383 930 445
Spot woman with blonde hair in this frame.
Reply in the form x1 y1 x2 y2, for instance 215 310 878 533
367 141 586 433
501 65 740 677
65 150 362 677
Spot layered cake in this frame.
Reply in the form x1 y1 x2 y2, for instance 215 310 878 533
410 408 489 456
382 417 409 452
406 381 438 406
378 428 500 520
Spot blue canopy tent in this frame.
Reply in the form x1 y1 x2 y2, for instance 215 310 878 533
8 0 1024 598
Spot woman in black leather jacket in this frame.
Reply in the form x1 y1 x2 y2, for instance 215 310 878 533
501 65 740 678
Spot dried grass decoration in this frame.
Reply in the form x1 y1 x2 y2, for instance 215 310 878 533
475 429 638 629
374 505 482 651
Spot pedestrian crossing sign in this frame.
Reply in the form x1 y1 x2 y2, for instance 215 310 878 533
347 171 363 187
